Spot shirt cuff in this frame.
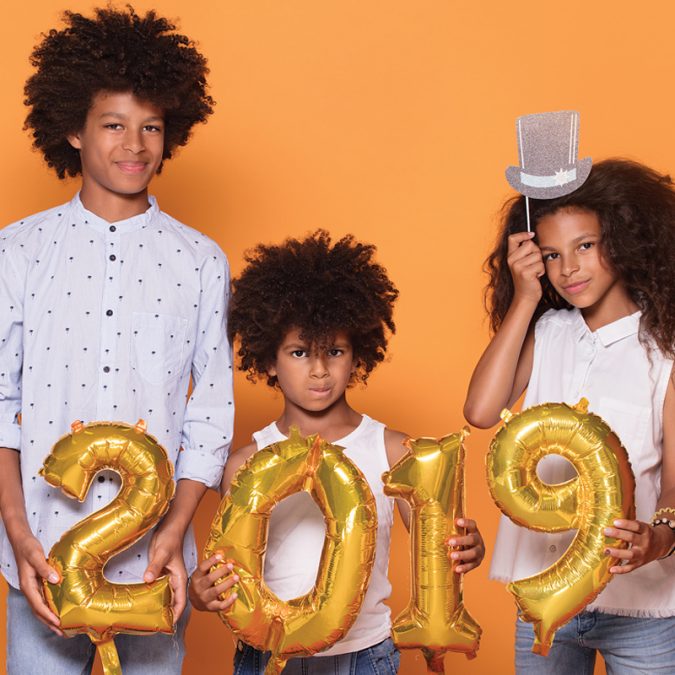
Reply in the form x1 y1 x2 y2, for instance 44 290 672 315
174 448 225 489
0 423 21 451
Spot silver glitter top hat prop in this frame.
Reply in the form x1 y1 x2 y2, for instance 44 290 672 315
506 111 592 200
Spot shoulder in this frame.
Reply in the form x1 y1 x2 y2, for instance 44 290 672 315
384 427 410 468
155 209 229 266
1 203 69 250
534 308 579 338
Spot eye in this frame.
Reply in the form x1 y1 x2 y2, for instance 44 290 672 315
542 252 559 262
144 124 163 133
327 348 344 357
103 123 124 131
578 241 595 252
290 349 307 358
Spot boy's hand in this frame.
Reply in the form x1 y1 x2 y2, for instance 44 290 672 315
188 552 239 612
13 535 63 636
447 518 485 574
604 519 675 573
144 527 188 622
507 232 545 305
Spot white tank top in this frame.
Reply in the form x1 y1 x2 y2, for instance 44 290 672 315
490 308 675 617
252 414 394 655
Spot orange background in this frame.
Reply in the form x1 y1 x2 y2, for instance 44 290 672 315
1 2 674 673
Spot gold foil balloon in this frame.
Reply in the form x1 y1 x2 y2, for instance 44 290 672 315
40 420 176 675
204 428 378 675
487 400 635 655
382 429 481 673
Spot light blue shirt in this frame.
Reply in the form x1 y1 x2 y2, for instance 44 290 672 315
0 194 234 587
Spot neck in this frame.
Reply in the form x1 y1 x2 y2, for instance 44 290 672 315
275 395 362 443
79 183 151 223
581 281 639 331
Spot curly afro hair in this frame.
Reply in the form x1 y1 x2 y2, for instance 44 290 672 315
229 230 399 387
485 158 675 358
24 6 214 178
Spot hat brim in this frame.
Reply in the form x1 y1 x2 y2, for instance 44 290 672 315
505 157 592 199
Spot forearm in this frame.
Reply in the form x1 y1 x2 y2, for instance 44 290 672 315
464 297 536 427
157 478 207 539
0 447 33 543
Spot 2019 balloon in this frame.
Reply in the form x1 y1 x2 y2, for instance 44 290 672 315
204 428 378 675
487 400 635 655
383 429 482 673
40 420 176 675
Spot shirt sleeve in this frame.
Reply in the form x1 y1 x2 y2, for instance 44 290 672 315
0 232 25 451
175 247 234 488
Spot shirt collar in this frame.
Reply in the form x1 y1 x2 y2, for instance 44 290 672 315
71 193 160 234
572 307 641 347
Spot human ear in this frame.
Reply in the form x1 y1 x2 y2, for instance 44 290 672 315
267 363 277 378
67 132 83 150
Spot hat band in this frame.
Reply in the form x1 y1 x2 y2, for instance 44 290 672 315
520 168 577 188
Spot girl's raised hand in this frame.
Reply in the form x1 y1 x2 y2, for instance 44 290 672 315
507 232 545 305
188 552 239 612
447 518 486 574
604 519 675 574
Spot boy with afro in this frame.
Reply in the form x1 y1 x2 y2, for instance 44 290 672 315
188 231 486 674
0 7 233 672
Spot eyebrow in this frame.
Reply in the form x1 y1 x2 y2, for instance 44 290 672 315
98 112 164 122
539 232 598 251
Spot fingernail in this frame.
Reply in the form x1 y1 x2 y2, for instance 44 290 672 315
604 549 611 555
451 552 459 560
233 575 239 582
48 573 59 583
528 232 535 238
215 554 224 561
226 562 233 570
456 519 465 526
448 540 456 546
603 528 612 535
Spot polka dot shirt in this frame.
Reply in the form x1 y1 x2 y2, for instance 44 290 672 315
0 193 234 587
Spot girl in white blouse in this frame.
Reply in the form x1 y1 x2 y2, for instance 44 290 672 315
464 159 675 673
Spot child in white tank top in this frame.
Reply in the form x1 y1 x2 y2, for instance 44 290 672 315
465 159 675 673
190 231 486 674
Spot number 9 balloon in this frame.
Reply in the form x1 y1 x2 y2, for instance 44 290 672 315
204 428 378 675
40 420 176 675
487 399 635 655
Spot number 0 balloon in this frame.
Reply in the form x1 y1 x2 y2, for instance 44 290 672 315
40 420 175 675
487 400 635 655
204 428 378 675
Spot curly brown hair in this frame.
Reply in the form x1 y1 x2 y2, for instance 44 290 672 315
485 158 675 357
229 230 399 387
24 6 214 178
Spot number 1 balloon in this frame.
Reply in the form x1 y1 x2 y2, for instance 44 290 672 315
487 400 635 655
382 429 481 673
40 420 176 675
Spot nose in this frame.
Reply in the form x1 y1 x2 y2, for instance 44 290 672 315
309 355 329 378
122 129 145 154
560 253 580 277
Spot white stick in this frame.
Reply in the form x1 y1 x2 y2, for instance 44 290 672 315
525 196 531 233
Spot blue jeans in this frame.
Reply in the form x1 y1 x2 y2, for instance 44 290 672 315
233 637 400 674
515 610 675 674
6 585 188 675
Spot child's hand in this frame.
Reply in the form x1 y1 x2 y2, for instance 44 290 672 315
604 519 675 573
447 518 485 574
507 232 545 305
144 527 188 622
189 552 239 612
12 534 63 636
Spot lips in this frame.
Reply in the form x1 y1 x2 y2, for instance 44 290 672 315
562 279 590 295
116 161 148 174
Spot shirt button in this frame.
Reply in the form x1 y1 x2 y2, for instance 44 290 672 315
106 309 113 317
109 225 116 232
549 545 557 553
109 254 116 261
97 476 105 483
103 366 110 373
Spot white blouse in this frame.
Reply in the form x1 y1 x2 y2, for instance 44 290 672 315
490 308 675 617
